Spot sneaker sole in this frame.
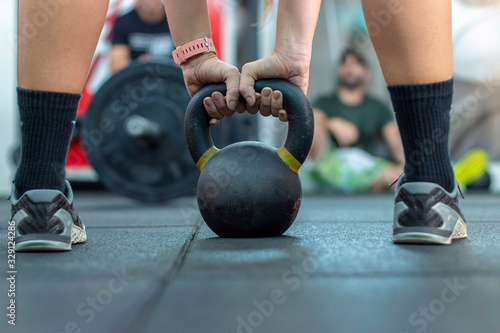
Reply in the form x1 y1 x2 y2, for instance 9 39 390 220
15 240 72 252
393 217 467 245
15 224 87 252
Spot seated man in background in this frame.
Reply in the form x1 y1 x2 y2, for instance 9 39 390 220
110 0 174 73
303 48 404 193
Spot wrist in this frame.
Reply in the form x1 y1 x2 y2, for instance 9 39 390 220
172 37 216 65
180 52 220 79
273 43 311 77
274 40 312 62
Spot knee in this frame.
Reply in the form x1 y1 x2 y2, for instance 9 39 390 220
313 109 328 131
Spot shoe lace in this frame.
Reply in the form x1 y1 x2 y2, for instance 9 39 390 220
389 173 403 188
457 183 465 199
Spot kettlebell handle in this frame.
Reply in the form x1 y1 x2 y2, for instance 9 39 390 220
184 79 314 173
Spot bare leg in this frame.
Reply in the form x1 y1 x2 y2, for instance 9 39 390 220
308 109 329 161
15 0 109 195
18 0 109 92
361 0 453 85
368 164 404 193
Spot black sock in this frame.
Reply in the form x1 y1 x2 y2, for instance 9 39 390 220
388 79 455 192
15 88 80 195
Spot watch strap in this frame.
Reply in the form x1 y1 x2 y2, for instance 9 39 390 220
172 37 216 65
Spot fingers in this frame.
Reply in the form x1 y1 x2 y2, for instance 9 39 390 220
270 91 283 118
213 92 235 117
246 93 261 115
240 62 258 107
203 64 240 126
204 92 239 126
206 89 287 124
259 88 272 116
197 56 291 125
204 97 223 127
257 88 287 122
240 58 290 122
224 66 241 111
278 110 288 122
234 101 247 114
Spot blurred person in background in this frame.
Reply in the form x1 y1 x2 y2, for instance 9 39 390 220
301 48 404 193
110 0 174 73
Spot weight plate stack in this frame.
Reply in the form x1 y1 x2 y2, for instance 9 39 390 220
83 61 200 202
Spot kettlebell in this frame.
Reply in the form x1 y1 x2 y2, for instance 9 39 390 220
185 79 314 237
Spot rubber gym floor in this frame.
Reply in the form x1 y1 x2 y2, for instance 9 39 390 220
1 190 499 333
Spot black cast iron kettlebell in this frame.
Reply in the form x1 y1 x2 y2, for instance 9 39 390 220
185 79 314 237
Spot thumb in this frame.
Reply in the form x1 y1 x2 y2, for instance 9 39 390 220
224 66 241 111
240 62 259 106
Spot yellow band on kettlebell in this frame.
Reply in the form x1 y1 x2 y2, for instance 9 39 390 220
196 146 218 170
277 147 302 173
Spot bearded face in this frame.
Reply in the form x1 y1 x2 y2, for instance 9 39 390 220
337 54 370 90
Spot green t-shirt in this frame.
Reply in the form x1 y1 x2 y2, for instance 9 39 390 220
313 93 394 155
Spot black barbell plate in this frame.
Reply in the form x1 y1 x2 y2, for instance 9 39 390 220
83 61 200 202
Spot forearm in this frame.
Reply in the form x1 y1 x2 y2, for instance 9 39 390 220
313 108 336 137
275 0 321 58
163 0 211 47
162 1 241 111
325 117 341 137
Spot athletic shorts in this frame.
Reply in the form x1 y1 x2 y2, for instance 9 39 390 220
300 140 390 193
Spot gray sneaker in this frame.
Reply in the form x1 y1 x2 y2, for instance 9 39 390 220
10 181 87 251
393 176 467 245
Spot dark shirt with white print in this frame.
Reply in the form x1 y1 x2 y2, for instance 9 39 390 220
112 9 174 61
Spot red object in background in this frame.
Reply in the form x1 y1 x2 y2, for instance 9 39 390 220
76 1 123 118
67 0 123 168
67 0 225 171
208 0 224 61
66 137 91 167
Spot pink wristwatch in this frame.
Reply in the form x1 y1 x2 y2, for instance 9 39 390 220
172 37 216 65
